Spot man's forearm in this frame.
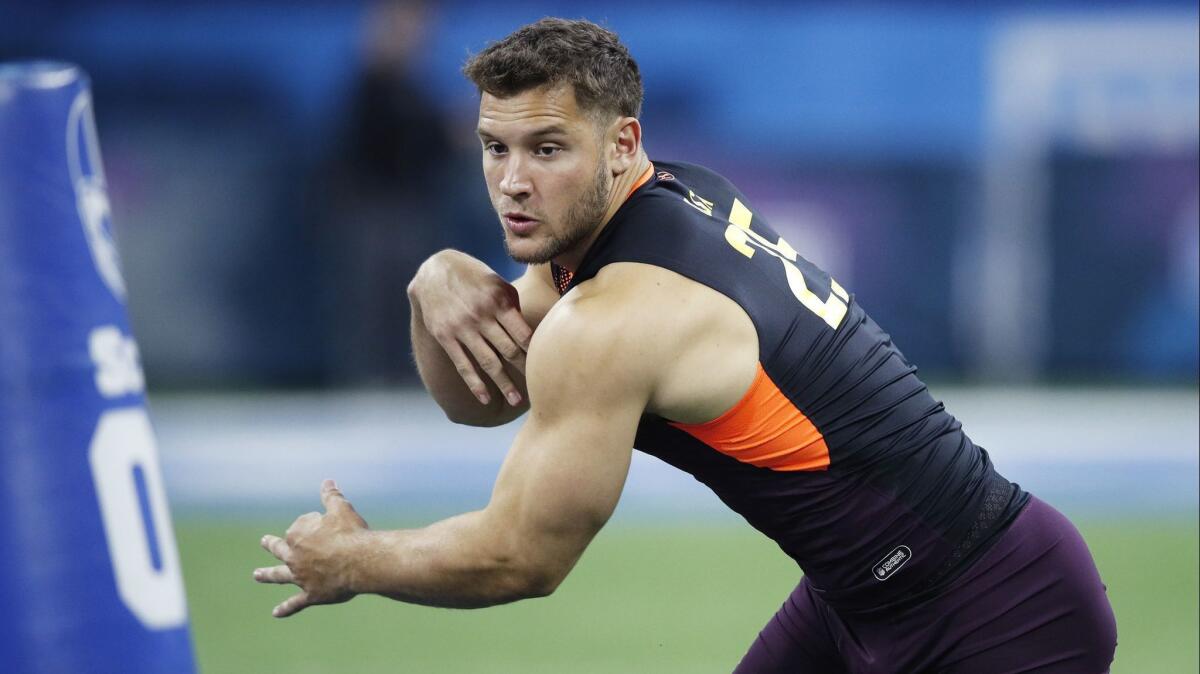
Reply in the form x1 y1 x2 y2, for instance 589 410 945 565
347 511 554 609
410 302 519 426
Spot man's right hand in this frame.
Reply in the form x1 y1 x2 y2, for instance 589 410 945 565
408 250 533 407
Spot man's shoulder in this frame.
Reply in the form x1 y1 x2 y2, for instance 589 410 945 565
529 261 758 424
520 272 654 412
536 264 670 344
527 264 692 387
565 262 700 318
538 263 727 360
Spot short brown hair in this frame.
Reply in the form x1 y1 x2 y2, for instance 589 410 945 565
463 18 643 120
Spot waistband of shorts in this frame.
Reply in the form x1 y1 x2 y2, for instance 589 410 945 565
828 476 1031 616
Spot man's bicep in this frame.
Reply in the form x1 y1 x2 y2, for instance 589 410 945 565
481 289 661 586
484 388 640 580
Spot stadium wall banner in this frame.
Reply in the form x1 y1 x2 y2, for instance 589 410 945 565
0 62 197 673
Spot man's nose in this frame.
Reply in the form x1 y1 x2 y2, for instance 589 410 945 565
499 155 532 198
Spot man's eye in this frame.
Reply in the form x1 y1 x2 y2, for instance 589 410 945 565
485 143 507 155
534 146 562 157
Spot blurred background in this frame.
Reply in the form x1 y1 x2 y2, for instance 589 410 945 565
2 1 1197 672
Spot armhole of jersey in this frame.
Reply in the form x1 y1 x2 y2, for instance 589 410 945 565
668 362 831 472
579 245 830 473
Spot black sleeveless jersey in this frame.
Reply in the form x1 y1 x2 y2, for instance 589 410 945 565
558 160 1028 613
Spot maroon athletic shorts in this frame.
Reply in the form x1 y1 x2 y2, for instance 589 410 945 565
734 496 1117 673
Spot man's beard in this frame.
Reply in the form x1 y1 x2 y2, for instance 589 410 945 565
504 162 610 265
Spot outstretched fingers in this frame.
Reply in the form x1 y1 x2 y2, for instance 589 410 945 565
320 479 345 511
320 479 364 525
273 591 310 618
253 564 294 585
261 534 290 562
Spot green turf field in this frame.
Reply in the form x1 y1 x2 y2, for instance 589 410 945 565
178 517 1198 673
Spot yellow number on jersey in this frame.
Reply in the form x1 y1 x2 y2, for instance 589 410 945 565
724 198 849 330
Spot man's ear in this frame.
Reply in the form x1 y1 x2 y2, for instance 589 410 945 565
607 117 642 175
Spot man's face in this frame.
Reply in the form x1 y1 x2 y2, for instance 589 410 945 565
477 84 612 264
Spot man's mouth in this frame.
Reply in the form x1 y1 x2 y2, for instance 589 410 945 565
503 212 539 235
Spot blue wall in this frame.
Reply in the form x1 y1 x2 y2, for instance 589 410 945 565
2 2 1196 385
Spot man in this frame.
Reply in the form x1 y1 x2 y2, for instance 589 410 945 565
255 18 1117 672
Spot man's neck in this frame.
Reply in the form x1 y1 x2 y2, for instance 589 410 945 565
554 152 652 272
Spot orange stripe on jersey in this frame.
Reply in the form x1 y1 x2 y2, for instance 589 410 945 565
668 363 830 472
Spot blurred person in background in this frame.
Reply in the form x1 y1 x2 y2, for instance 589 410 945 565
313 0 457 384
259 18 1117 673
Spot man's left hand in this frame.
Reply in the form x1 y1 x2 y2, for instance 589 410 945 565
254 479 367 618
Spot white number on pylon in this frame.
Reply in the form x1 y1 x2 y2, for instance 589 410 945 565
89 408 188 629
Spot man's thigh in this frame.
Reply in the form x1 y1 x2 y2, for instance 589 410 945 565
733 579 848 674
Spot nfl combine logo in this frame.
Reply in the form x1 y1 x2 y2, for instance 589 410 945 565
873 546 912 581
